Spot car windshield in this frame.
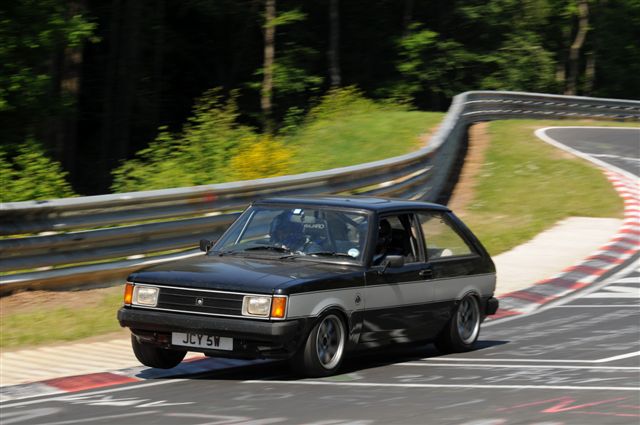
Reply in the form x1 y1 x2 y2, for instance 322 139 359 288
213 205 369 263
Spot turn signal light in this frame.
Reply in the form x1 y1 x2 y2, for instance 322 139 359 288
271 296 287 319
124 282 134 305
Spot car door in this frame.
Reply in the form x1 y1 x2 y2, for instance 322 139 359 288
361 213 436 343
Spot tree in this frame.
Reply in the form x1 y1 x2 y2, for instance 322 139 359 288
261 0 276 133
0 0 95 162
328 0 341 87
566 0 590 95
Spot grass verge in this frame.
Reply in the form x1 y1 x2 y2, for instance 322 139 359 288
0 287 124 349
287 110 443 173
463 120 635 255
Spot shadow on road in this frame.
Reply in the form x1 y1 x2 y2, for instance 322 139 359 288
175 339 510 382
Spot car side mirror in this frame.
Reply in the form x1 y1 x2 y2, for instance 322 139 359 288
378 255 405 274
199 239 213 253
386 255 405 268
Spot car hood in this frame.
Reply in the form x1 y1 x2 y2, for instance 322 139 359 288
127 254 362 294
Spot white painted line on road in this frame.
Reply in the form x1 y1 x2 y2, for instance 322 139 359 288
395 363 640 370
421 351 640 364
616 277 640 284
585 293 639 298
0 378 187 408
554 304 640 308
32 411 158 425
242 379 640 392
597 351 640 363
598 286 640 293
584 153 640 162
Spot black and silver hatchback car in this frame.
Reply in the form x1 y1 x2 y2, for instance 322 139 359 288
118 196 498 376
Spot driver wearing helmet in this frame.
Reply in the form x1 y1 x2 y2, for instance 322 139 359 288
270 212 306 251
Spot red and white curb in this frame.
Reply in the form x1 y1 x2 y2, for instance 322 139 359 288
1 357 262 402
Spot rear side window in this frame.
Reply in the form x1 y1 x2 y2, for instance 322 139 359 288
417 212 474 259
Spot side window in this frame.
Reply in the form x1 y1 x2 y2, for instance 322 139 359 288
374 214 421 264
418 212 474 259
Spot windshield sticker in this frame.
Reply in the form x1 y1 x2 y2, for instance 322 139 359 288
348 248 360 258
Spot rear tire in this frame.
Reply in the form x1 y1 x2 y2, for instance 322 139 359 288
291 313 346 377
434 294 481 354
131 334 186 369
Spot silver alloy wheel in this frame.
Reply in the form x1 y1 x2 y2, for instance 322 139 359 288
457 296 480 344
315 314 345 370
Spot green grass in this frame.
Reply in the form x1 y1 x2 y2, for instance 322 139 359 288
287 110 444 173
463 120 637 255
0 290 123 349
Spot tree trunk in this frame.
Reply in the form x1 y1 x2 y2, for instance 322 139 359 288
261 0 276 133
38 1 86 185
584 50 595 95
566 0 589 95
328 0 341 87
150 0 165 132
100 0 123 184
403 0 414 35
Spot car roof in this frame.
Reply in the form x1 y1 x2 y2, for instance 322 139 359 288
254 195 450 213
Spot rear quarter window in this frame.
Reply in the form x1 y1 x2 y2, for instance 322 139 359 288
417 212 475 259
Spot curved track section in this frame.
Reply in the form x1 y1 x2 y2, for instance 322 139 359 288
1 128 639 425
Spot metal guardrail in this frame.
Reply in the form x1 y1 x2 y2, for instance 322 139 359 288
1 90 639 294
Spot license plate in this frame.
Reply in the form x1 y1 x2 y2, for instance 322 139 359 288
171 332 233 351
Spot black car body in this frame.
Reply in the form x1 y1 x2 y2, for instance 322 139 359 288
118 196 498 376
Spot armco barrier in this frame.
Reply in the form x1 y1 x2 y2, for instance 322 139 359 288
1 91 639 293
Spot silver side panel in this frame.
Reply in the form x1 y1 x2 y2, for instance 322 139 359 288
433 273 496 302
364 280 433 310
286 273 495 319
287 287 363 319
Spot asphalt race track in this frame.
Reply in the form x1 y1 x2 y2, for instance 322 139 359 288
1 127 639 425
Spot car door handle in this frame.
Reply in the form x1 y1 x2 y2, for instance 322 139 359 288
419 269 433 278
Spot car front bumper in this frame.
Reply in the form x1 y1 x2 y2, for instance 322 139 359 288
118 307 309 359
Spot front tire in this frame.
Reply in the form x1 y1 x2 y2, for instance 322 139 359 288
292 313 346 377
434 294 481 354
131 334 186 369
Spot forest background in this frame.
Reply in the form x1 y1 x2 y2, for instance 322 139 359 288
1 0 638 201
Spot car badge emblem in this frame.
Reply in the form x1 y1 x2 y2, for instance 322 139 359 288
195 297 204 306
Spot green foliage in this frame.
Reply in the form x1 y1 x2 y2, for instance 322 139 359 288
227 135 294 181
0 1 95 144
110 87 442 192
111 89 257 192
394 24 474 100
0 139 75 202
250 43 323 97
268 8 306 28
481 32 558 93
286 88 443 173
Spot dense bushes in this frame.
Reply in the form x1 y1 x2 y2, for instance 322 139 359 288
1 140 75 202
111 87 431 192
0 88 436 200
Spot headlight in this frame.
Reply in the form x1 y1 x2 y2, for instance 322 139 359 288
133 285 159 307
242 296 271 317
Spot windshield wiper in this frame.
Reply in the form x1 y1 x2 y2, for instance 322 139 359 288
309 251 355 258
243 245 292 254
